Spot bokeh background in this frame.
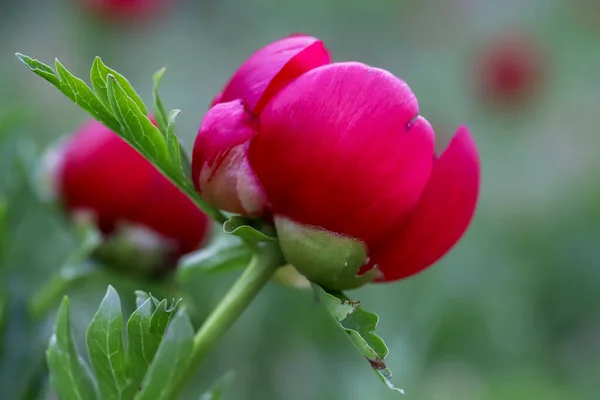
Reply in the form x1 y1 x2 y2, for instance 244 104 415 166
1 0 599 399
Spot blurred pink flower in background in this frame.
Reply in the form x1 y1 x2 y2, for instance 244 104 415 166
77 0 171 20
475 33 547 108
54 119 211 271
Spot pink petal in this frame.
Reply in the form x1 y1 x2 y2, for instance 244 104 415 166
217 35 331 114
192 100 267 215
250 62 435 246
373 125 480 282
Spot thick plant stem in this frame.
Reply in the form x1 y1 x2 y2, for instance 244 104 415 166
170 242 283 399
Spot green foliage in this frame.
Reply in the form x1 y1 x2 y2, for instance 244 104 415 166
222 216 276 244
105 74 170 167
86 286 128 399
15 53 226 223
313 284 403 394
91 57 147 116
127 292 182 395
47 298 98 400
46 286 197 400
177 234 253 280
135 310 194 400
151 68 169 135
166 110 183 177
28 219 102 321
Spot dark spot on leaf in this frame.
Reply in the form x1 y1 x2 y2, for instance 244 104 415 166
367 357 387 370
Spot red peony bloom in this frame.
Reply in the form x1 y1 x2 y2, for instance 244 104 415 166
78 0 168 20
192 35 479 288
475 33 545 107
56 119 211 269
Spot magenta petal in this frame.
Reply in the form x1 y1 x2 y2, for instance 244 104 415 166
374 126 480 282
250 62 435 246
217 35 331 114
192 100 266 215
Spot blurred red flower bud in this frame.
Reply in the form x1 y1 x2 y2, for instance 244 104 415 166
55 119 211 272
475 33 546 107
77 0 169 21
192 35 479 288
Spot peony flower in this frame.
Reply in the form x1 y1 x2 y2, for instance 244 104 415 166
52 119 211 274
192 35 479 289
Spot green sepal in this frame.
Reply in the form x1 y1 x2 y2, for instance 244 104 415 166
274 215 379 291
223 216 276 244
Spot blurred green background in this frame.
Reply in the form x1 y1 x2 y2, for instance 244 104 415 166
1 0 599 399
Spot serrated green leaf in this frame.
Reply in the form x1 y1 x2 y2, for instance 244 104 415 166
16 54 119 131
166 109 182 174
17 52 228 223
15 53 60 86
53 60 121 132
125 299 155 396
148 298 181 335
86 286 128 400
199 370 235 400
147 293 162 309
313 284 403 394
106 75 170 167
152 68 168 135
46 297 98 400
134 291 153 309
125 296 180 397
134 310 194 400
223 216 276 243
91 57 147 116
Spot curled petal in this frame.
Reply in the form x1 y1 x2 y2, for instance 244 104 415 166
217 35 332 114
373 126 480 282
250 62 435 246
192 100 267 215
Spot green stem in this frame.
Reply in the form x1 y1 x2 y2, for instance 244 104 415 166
169 242 283 399
184 185 228 224
28 263 97 321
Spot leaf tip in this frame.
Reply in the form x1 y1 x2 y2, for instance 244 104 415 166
169 109 181 119
106 284 118 297
60 295 70 306
54 58 66 70
153 67 167 83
